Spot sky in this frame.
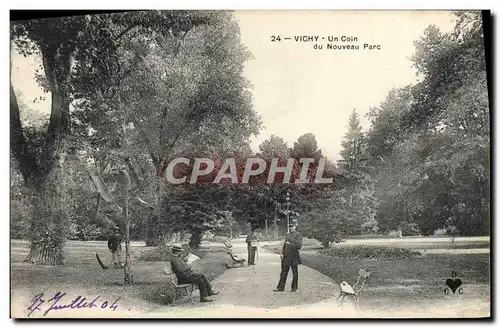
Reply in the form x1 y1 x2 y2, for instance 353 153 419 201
234 11 457 160
10 11 457 161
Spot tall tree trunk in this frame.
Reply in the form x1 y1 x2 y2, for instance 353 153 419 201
21 47 74 266
10 83 38 182
189 229 202 249
145 213 165 247
123 195 134 285
24 167 68 266
25 238 64 265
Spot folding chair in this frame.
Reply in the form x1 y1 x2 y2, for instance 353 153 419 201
161 265 197 305
336 268 373 309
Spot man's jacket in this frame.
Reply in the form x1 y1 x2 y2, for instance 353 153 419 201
170 255 202 284
281 231 303 266
107 232 122 252
245 232 259 249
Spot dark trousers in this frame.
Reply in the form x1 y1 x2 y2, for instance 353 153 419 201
248 247 257 264
179 274 213 300
277 263 298 291
196 275 213 299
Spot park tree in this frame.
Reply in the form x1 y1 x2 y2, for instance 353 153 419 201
408 12 489 235
259 135 289 158
162 183 230 248
10 11 215 265
285 133 344 243
364 11 489 236
290 133 323 160
295 112 377 244
337 109 379 235
365 87 419 232
108 11 262 246
254 135 291 235
299 188 358 248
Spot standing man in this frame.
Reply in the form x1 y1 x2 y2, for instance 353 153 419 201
170 244 220 303
274 223 303 292
245 227 259 265
108 226 123 269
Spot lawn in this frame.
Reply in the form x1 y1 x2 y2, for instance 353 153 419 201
10 240 229 318
301 253 490 303
263 237 491 318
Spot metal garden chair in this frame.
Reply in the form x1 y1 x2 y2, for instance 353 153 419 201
336 268 373 309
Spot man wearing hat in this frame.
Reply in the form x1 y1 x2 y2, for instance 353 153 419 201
107 226 123 269
170 244 219 302
245 226 259 265
274 222 303 292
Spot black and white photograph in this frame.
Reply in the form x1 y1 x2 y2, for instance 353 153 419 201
9 9 491 319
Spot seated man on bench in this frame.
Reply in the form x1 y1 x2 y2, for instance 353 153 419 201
169 244 220 303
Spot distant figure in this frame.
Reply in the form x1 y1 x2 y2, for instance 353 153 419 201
169 244 220 303
245 227 259 265
274 224 303 292
107 226 123 269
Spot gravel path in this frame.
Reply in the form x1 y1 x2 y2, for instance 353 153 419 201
146 238 358 318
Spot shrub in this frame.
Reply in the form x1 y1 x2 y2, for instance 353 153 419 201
433 228 448 236
137 244 210 262
387 230 402 238
319 245 421 260
302 238 322 248
446 225 459 236
261 244 282 254
77 223 106 241
257 234 284 242
400 222 421 236
138 245 173 262
203 235 231 243
203 231 215 240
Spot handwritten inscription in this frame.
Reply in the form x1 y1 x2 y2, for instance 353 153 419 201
27 292 119 317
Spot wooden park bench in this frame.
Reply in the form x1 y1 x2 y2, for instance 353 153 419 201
226 249 246 268
336 268 373 309
223 240 245 268
160 265 197 305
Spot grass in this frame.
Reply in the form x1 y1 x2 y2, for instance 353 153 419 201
11 240 229 317
300 252 490 310
263 237 490 315
319 245 422 259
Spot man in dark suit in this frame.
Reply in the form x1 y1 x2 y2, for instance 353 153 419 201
274 223 303 292
245 227 259 265
169 244 219 302
107 226 123 269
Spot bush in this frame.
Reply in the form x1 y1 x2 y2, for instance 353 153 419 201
387 230 403 238
137 243 175 262
78 223 106 241
257 234 284 242
319 245 421 260
302 238 322 248
433 228 448 236
203 235 231 243
261 244 282 254
400 222 421 236
203 231 215 240
137 244 209 262
446 225 459 237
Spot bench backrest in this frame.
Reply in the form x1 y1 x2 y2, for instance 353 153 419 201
227 250 238 261
353 268 372 294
